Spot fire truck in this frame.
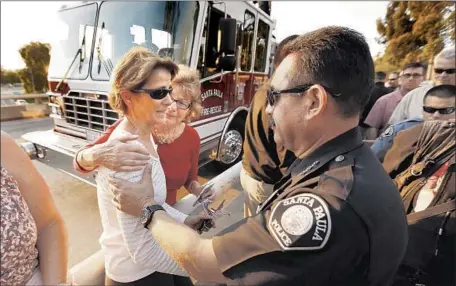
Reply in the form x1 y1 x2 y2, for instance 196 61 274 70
21 1 276 184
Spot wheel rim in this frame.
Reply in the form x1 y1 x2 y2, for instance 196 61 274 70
219 129 243 164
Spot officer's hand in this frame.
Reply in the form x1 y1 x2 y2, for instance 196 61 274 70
94 134 150 172
109 164 155 217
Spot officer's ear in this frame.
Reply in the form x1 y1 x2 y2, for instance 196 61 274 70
303 84 328 120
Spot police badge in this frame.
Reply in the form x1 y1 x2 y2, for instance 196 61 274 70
268 193 332 250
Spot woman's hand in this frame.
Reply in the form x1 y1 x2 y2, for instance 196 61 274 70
184 214 215 231
199 186 217 202
92 134 150 172
191 181 217 203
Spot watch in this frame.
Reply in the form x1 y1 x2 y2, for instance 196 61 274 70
140 204 165 229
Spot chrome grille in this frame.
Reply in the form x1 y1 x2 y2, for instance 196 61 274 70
63 94 118 131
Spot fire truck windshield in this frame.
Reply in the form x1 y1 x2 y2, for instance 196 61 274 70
48 3 97 80
91 1 200 81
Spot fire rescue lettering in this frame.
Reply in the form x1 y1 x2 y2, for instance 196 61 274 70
200 105 222 116
268 193 332 250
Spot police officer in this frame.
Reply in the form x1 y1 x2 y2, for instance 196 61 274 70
109 26 408 286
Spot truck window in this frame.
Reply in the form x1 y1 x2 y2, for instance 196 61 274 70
48 3 97 80
92 1 199 81
197 5 231 78
240 10 255 71
254 19 270 72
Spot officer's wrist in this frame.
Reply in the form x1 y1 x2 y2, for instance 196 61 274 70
146 208 166 230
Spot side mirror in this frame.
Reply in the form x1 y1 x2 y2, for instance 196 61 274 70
219 18 236 55
218 55 236 71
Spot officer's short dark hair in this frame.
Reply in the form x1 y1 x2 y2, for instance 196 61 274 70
402 62 426 74
375 71 387 82
285 26 374 117
423 85 456 102
273 34 299 68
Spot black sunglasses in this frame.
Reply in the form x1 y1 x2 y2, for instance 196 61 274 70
434 68 456 75
132 87 173 100
267 84 340 106
423 106 455 115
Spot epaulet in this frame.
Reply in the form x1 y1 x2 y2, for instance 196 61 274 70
314 154 355 201
283 154 356 202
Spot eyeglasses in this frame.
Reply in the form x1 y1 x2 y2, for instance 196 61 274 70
170 94 191 110
267 84 339 106
423 106 455 115
401 73 423 79
388 78 398 81
434 68 456 75
132 87 173 100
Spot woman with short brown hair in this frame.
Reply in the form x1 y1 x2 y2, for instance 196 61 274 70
93 46 207 286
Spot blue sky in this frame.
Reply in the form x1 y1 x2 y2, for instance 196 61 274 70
1 1 389 70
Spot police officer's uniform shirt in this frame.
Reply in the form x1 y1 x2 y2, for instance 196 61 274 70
211 128 408 286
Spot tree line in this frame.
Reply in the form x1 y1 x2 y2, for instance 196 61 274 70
1 42 50 93
374 1 455 73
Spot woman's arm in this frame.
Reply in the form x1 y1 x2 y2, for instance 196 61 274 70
184 129 205 196
76 134 150 172
74 122 118 173
0 131 68 285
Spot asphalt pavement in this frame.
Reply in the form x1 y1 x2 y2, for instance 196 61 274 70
1 117 54 140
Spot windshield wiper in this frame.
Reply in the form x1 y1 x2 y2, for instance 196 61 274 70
79 25 87 73
96 22 113 77
55 25 87 92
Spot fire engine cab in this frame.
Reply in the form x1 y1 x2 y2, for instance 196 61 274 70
22 1 276 182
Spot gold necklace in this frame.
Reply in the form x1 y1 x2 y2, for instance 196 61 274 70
154 123 178 144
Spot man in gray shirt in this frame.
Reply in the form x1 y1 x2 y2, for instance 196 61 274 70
388 47 456 125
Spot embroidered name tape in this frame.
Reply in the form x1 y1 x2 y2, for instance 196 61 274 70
268 193 332 250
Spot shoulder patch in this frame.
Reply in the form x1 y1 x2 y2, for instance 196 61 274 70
381 126 394 137
268 193 332 251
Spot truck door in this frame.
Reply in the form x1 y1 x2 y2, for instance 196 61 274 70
197 3 233 121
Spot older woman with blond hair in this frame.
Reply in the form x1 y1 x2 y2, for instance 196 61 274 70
74 63 215 206
88 47 209 286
